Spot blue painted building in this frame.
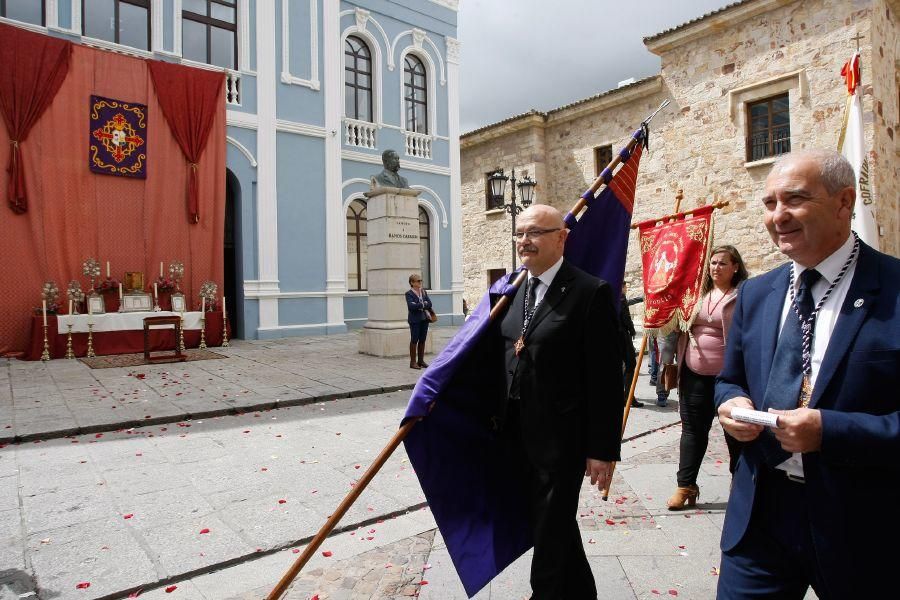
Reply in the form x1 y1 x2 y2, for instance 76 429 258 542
2 0 463 339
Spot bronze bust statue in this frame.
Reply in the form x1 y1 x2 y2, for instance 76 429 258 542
372 149 409 188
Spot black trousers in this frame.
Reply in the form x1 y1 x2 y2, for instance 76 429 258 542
677 364 743 486
621 335 636 392
504 403 596 600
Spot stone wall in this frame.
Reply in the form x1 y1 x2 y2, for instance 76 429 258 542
870 0 899 252
460 0 897 314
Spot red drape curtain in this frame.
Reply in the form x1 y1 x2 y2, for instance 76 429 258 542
0 22 72 214
147 61 224 224
0 43 225 354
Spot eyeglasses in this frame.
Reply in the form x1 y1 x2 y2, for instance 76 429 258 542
513 228 561 241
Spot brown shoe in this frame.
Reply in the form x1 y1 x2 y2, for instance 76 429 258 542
666 484 699 510
409 343 421 369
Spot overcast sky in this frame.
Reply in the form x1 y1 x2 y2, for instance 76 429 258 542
457 0 734 133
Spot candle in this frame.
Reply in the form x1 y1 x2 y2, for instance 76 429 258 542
118 283 123 299
69 299 73 315
201 297 206 314
160 262 163 278
222 296 226 315
106 261 110 278
153 283 158 299
42 300 47 326
88 299 93 315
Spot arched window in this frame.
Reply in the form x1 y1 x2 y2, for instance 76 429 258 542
346 199 368 291
419 206 431 289
344 35 373 122
404 54 428 134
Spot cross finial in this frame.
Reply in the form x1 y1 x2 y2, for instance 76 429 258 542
851 32 864 51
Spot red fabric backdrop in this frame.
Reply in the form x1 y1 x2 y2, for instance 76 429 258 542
0 42 225 354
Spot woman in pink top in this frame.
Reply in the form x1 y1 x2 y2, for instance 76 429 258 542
667 245 749 510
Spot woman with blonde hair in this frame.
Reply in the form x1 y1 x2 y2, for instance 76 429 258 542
667 245 749 510
405 273 432 369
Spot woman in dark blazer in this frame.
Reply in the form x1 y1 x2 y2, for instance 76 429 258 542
405 273 432 369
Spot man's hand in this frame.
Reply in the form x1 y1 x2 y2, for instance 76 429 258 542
717 397 765 442
585 459 612 492
768 408 823 453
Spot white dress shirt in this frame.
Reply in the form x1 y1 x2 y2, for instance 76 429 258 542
527 256 565 309
776 233 858 477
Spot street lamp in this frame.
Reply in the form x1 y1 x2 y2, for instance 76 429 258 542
488 168 537 270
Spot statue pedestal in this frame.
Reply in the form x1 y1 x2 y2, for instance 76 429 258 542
358 186 433 357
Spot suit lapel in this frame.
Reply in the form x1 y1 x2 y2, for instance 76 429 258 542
809 244 879 408
759 266 790 401
525 261 574 339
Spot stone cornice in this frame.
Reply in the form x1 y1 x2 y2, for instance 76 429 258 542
427 0 459 11
546 76 663 126
460 112 546 149
644 0 795 55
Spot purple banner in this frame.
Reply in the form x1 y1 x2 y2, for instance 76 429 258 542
89 95 147 178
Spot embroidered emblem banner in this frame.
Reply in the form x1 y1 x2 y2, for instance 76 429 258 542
638 205 714 332
89 95 147 178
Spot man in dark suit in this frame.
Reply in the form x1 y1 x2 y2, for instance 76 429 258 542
499 204 623 599
715 150 899 598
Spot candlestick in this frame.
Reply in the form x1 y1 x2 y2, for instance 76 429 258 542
201 297 206 314
118 283 123 299
65 324 75 359
153 282 158 299
221 305 230 347
40 323 50 362
106 261 110 278
69 299 73 315
199 315 207 350
177 315 185 354
42 300 47 327
86 323 95 358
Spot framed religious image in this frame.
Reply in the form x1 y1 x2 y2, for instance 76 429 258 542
124 272 144 292
170 292 186 313
122 292 153 312
87 294 105 315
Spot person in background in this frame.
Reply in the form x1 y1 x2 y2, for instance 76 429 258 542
405 274 432 370
619 282 644 408
666 245 749 510
655 331 678 407
648 334 660 386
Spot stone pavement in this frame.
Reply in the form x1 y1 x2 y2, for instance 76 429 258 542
0 328 785 600
0 329 458 444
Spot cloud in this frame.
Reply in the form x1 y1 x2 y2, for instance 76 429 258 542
458 0 733 133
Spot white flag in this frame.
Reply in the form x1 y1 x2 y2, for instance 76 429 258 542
839 52 879 249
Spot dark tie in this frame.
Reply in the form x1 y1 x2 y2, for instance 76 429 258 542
527 277 538 314
759 268 822 465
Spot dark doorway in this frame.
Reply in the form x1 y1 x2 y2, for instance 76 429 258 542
224 170 242 338
488 268 507 288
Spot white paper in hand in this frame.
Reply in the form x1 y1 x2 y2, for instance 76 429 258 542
731 407 779 428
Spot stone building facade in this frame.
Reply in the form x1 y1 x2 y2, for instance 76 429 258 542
460 0 899 308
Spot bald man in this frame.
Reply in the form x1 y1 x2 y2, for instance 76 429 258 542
715 150 900 598
497 205 623 599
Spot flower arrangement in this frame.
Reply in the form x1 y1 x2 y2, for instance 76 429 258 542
67 281 85 314
82 258 101 289
95 277 121 292
37 281 61 314
156 275 178 291
168 261 185 290
199 281 218 312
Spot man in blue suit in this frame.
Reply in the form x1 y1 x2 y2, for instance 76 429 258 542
715 150 899 599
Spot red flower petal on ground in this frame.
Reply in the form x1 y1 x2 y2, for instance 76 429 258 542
76 582 91 589
605 519 616 525
242 430 250 434
123 514 134 519
278 499 286 504
651 591 660 596
668 591 679 596
311 596 319 600
165 585 177 593
127 589 143 598
199 528 210 534
322 551 333 557
292 548 300 554
95 433 103 438
420 581 429 585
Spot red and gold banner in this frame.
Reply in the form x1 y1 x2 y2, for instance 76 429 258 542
638 205 714 332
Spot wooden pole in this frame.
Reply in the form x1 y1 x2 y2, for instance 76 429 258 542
630 200 730 230
601 333 647 501
267 106 667 599
267 418 419 600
